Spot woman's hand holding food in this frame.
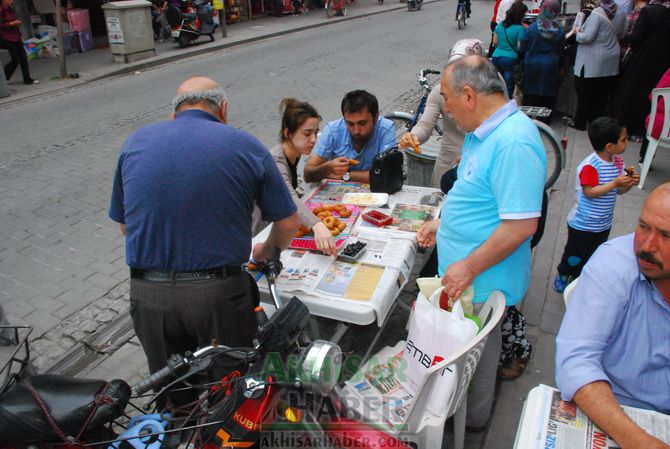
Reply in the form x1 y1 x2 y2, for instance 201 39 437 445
398 132 421 152
312 222 337 256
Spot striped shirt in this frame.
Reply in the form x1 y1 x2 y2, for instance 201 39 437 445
567 153 623 232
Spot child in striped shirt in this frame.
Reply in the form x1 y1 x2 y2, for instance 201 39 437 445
553 117 640 293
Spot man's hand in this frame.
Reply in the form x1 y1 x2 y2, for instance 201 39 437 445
417 219 440 248
398 133 420 151
328 157 350 179
11 19 22 26
441 259 478 300
574 381 670 449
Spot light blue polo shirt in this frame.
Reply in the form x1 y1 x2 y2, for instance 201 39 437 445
437 101 546 305
314 116 396 171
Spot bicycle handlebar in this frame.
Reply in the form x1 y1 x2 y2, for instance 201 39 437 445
420 69 441 77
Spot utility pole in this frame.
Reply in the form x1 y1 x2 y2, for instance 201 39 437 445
214 0 226 37
55 0 67 79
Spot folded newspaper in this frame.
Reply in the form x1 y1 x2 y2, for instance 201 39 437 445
513 384 670 449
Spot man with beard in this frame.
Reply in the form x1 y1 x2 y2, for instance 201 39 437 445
304 90 395 184
556 182 670 449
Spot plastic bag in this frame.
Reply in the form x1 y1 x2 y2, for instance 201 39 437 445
403 287 478 415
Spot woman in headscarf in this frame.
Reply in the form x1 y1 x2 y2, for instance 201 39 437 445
611 0 670 140
570 0 627 130
397 38 489 188
519 0 565 123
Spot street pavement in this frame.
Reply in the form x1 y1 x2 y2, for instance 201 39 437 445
1 1 669 447
0 0 425 106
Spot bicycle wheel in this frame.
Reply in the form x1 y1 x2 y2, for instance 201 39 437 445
534 120 564 189
457 9 465 29
325 0 333 16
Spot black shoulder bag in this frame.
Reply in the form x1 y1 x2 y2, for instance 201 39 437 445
504 26 524 85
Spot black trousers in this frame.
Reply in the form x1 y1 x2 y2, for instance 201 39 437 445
574 71 617 130
557 225 610 278
3 39 31 83
130 271 258 406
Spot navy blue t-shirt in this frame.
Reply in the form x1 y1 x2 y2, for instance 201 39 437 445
109 109 296 271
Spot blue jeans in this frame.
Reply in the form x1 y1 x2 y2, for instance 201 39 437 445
492 55 517 99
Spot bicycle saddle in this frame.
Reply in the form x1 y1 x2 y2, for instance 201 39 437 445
0 374 131 444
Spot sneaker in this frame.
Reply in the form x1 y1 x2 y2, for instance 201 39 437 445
24 79 39 85
553 274 571 293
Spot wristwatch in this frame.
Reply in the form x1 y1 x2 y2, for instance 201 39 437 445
343 172 351 182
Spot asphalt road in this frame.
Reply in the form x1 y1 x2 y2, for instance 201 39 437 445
0 3 491 366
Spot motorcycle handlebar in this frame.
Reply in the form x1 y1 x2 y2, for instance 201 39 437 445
133 345 257 396
134 353 186 395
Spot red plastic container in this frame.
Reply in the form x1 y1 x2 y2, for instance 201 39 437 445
362 210 393 227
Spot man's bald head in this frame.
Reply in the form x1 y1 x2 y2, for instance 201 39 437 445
645 182 670 209
444 55 506 97
634 182 670 285
172 77 228 122
176 76 220 95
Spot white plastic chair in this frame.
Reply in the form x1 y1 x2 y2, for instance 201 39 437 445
340 291 506 449
638 87 670 189
562 278 579 309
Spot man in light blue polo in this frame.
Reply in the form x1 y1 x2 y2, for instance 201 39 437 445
416 55 546 430
303 90 395 184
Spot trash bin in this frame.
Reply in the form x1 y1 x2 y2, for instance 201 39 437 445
405 135 441 187
102 0 155 63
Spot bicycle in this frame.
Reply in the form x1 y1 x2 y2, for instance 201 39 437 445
0 256 411 449
386 70 566 189
455 0 467 29
384 68 443 153
519 105 567 189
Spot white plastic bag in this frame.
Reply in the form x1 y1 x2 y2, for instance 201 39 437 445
403 287 478 415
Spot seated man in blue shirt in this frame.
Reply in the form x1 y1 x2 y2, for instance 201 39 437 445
556 182 670 449
303 90 396 184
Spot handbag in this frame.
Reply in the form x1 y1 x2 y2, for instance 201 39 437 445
504 26 524 85
370 147 404 194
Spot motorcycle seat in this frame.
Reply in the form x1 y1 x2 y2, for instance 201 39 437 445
0 374 131 444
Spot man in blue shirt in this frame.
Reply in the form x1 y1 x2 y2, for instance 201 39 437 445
109 76 299 405
416 55 546 430
556 183 670 449
303 90 396 184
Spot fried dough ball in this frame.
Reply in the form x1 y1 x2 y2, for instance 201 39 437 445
330 228 340 237
323 216 338 229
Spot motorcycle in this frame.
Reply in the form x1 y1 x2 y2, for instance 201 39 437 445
406 0 422 11
166 0 216 48
0 256 411 449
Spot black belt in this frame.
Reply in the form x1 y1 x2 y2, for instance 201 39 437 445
130 265 243 282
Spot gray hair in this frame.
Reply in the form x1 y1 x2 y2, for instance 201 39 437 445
445 56 505 96
172 87 228 113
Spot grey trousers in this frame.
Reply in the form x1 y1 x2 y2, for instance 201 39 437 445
466 302 505 428
129 271 258 406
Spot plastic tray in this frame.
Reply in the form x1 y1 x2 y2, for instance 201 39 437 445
361 210 393 227
341 192 389 207
337 242 367 263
